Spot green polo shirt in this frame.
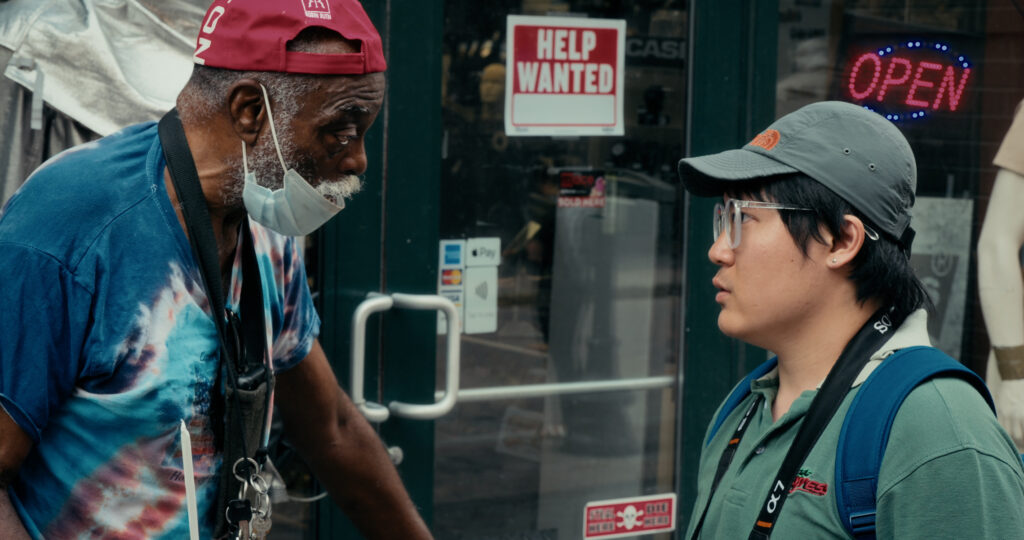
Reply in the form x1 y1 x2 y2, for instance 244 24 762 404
686 313 1024 539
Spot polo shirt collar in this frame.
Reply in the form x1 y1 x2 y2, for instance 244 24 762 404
751 308 932 389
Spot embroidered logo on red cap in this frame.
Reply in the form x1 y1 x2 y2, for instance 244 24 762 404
749 129 781 151
302 0 333 21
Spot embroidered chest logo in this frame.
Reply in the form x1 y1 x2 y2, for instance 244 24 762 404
791 468 829 497
302 0 333 20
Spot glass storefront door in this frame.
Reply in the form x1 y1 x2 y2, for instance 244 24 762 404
285 2 691 539
430 2 688 538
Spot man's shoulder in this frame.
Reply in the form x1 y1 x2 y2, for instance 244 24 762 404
0 121 164 265
880 375 1022 483
23 121 159 193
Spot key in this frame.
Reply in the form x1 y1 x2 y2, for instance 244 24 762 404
225 498 253 527
250 514 272 539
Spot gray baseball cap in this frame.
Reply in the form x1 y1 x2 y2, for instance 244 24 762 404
677 101 917 247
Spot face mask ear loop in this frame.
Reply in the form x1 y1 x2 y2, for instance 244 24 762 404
258 83 288 174
241 140 250 177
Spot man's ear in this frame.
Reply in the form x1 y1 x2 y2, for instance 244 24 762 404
829 214 868 268
227 79 266 146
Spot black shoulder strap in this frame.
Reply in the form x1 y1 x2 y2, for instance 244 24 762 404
158 109 230 350
157 109 268 447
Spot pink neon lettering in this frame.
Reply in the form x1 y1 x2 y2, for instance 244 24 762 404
848 52 882 100
932 66 971 111
905 61 943 107
877 57 912 102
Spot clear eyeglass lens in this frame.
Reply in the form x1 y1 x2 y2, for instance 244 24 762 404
726 200 740 247
712 201 739 247
713 203 728 243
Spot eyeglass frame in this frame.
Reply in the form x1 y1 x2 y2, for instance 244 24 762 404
713 198 814 249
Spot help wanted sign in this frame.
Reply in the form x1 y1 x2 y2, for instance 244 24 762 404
505 15 626 136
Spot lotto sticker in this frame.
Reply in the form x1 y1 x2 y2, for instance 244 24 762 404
583 493 676 539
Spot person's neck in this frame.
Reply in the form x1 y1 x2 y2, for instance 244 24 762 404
163 123 246 281
767 297 880 422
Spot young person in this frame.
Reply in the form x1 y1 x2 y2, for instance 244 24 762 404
678 101 1024 539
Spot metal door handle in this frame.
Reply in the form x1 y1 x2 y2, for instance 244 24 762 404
350 293 394 423
349 293 461 423
387 293 461 420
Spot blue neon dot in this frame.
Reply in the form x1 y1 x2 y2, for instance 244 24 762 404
907 41 913 47
958 56 964 61
934 44 941 49
886 47 893 52
916 41 921 47
963 62 969 67
942 45 948 51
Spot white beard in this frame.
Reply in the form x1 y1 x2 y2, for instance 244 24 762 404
223 113 363 207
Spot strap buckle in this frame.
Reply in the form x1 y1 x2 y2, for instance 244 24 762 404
849 511 876 537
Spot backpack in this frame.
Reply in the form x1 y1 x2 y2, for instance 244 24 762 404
705 346 1012 539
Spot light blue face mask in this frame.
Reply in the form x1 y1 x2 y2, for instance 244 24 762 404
241 84 343 236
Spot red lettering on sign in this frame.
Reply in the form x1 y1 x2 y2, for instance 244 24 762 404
848 52 882 100
583 495 676 538
877 57 912 102
933 65 971 111
905 61 942 107
845 47 972 114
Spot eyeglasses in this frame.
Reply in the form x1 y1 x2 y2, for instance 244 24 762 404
713 198 813 248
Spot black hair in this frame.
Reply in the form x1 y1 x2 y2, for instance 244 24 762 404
730 173 932 318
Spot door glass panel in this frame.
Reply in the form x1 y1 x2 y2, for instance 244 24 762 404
437 1 688 537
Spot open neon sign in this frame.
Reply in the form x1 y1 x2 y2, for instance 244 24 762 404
844 40 972 121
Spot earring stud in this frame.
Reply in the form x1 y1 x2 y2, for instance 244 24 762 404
831 257 838 264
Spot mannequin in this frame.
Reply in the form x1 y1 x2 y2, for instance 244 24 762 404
478 62 506 123
977 99 1024 449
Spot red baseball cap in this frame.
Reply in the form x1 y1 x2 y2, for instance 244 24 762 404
193 0 386 75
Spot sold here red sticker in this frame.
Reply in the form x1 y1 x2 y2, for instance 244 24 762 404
583 493 676 539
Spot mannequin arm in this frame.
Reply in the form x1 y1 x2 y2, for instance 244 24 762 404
978 168 1024 448
978 168 1024 349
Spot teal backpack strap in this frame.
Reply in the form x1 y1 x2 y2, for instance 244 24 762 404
705 357 778 446
835 346 995 539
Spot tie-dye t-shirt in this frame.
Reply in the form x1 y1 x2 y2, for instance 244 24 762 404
0 122 320 539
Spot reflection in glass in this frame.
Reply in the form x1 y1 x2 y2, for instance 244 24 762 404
436 1 687 537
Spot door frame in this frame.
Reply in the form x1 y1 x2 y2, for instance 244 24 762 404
678 0 779 515
314 1 444 537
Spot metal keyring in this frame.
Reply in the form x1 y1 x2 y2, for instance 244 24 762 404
233 457 261 483
249 472 270 495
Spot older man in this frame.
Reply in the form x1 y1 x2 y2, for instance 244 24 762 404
0 1 432 538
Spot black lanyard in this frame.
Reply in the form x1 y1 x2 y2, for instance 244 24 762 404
691 307 904 540
691 393 764 539
157 109 270 453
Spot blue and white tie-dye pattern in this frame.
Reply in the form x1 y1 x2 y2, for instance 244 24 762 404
0 122 320 539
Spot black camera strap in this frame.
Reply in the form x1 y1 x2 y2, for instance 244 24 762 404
746 307 904 539
158 108 270 474
690 307 904 539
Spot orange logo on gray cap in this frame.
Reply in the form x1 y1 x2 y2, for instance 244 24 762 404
749 129 780 151
302 0 333 20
